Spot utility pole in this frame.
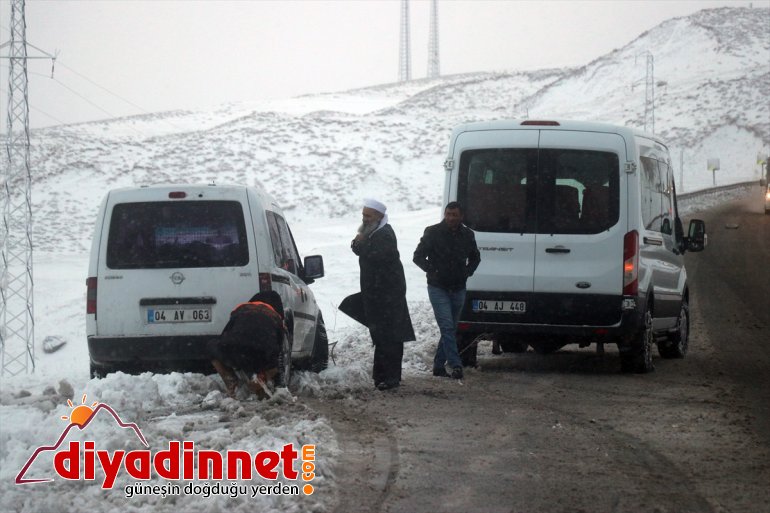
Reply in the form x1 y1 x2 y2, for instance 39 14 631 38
399 0 411 82
427 0 440 78
1 0 56 376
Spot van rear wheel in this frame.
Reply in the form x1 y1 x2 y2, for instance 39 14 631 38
658 299 689 359
620 308 655 373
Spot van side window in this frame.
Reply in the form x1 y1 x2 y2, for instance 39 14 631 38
105 201 249 269
266 212 286 269
266 211 301 275
640 156 665 233
660 162 674 236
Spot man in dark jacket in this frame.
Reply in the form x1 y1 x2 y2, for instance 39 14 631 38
351 198 415 391
413 202 480 379
208 291 286 399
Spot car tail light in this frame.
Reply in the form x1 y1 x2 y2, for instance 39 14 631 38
168 191 186 199
623 230 639 295
259 273 272 292
457 322 471 331
86 277 97 315
521 120 560 126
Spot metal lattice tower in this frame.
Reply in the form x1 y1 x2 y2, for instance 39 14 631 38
427 0 440 78
399 0 411 82
643 52 655 134
1 0 35 376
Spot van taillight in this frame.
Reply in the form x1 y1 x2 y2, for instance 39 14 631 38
259 273 272 292
86 277 97 315
168 191 186 199
623 231 639 295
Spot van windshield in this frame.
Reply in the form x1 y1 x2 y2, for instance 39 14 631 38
458 148 619 234
106 201 249 269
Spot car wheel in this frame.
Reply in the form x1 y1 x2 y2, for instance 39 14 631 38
276 332 293 387
497 334 528 353
620 307 655 373
310 314 329 373
658 298 689 359
530 341 563 354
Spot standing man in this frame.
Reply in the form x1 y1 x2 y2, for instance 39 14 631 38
413 202 480 379
351 198 415 391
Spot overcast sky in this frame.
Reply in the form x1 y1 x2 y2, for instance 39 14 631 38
0 0 760 129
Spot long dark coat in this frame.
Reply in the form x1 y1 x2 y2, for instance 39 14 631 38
351 224 415 344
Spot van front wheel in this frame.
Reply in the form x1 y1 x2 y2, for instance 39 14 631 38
620 308 655 373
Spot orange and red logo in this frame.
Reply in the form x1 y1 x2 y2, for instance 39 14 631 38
15 394 317 498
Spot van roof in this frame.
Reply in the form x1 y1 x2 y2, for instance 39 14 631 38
450 119 663 146
103 183 277 207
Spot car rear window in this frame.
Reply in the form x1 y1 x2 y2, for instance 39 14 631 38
106 200 249 269
458 148 619 234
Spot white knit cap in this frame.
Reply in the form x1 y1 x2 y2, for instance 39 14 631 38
363 198 387 214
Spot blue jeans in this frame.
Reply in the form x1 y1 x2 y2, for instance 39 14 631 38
427 285 466 370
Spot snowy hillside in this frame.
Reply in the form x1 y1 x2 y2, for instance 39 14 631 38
25 6 770 257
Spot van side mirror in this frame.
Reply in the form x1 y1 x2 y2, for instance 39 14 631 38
686 219 706 252
302 255 324 283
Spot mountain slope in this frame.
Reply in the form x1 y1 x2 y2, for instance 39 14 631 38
27 7 769 254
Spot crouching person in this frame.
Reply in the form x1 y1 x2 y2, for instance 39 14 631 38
208 291 287 399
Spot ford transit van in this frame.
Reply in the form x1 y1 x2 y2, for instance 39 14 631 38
444 120 706 373
86 184 326 381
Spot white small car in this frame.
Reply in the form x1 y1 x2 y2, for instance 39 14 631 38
86 184 326 380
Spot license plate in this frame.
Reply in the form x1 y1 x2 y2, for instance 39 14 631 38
472 299 526 313
146 307 211 324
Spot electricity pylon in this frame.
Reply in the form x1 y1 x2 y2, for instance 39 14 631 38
635 51 655 134
427 0 440 78
1 0 55 376
399 0 411 82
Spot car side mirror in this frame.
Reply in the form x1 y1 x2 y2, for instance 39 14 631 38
686 219 706 252
303 255 324 283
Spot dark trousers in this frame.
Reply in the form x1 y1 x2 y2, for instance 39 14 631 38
370 328 404 385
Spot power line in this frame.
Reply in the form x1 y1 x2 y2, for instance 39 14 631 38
56 60 152 116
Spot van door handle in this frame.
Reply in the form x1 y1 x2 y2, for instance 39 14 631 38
545 246 571 254
643 237 663 246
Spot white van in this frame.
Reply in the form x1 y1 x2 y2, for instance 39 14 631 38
443 120 706 373
86 184 326 381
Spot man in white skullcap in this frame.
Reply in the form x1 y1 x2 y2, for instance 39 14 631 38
351 199 415 390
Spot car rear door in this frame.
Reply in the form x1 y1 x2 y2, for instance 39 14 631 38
96 187 256 338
